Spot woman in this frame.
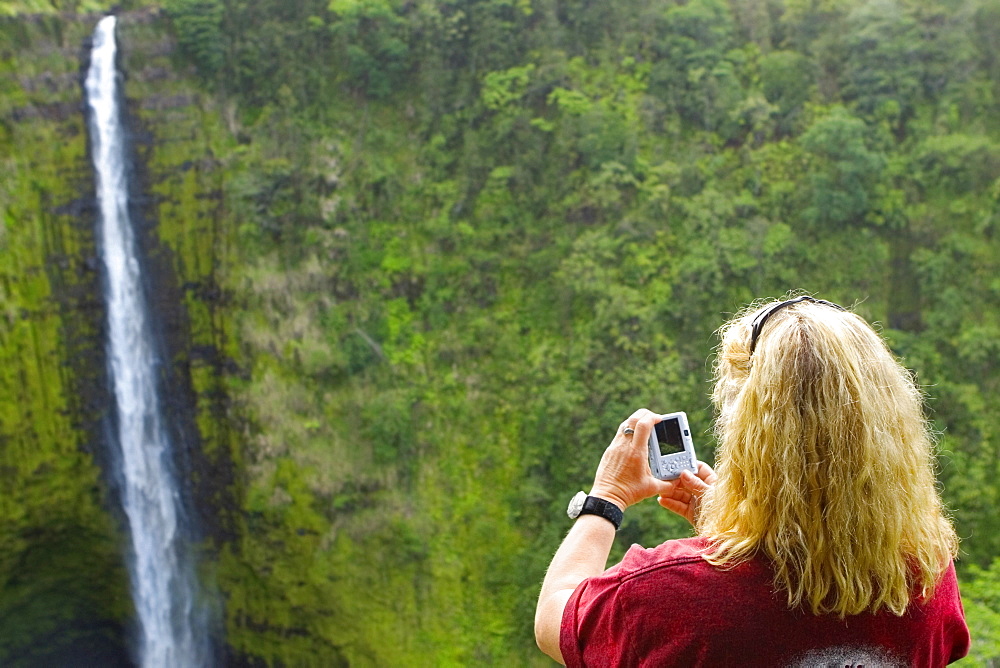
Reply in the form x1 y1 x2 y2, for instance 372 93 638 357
535 296 970 666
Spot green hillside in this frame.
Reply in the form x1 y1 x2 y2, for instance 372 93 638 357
1 0 999 664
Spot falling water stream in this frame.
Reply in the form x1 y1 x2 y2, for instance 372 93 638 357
85 15 208 667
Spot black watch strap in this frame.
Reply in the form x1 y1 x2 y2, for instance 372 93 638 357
580 496 623 531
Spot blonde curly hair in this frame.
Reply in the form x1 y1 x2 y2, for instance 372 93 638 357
697 296 958 617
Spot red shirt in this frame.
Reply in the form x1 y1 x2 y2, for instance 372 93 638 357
560 537 970 667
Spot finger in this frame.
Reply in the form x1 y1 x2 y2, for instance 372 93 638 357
657 484 692 504
696 461 718 485
679 470 711 496
657 495 690 515
630 410 658 448
622 407 656 430
656 496 690 513
618 408 648 438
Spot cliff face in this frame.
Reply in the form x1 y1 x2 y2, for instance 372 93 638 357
0 10 237 664
5 2 1000 666
1 13 131 665
115 7 240 558
2 10 366 664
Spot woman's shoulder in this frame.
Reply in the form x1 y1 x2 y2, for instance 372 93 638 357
610 536 772 589
614 537 713 578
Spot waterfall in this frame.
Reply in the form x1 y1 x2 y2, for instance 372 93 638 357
85 15 209 667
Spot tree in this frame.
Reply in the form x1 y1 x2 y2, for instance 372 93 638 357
799 106 885 227
166 0 224 80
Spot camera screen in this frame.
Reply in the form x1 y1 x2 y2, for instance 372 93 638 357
654 418 685 456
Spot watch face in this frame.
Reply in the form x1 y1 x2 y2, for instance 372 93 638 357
567 491 587 519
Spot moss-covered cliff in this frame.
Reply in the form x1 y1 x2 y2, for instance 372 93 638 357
115 3 241 563
0 7 239 663
3 0 1000 665
0 12 131 665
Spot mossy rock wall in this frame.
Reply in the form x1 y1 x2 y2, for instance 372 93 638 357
4 1 1000 666
0 11 132 665
0 8 238 663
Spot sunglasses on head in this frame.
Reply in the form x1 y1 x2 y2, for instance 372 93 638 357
748 296 846 356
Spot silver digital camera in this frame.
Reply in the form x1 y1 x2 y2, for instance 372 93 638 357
647 412 698 481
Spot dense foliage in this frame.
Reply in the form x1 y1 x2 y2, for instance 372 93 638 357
2 0 1000 664
0 14 135 665
167 0 1000 662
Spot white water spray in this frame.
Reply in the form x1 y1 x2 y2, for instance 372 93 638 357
85 15 208 667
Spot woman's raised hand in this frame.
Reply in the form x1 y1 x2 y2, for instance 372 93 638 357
588 408 676 512
656 461 717 526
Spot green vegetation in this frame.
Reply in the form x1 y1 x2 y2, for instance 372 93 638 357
0 0 134 15
185 0 1000 662
2 0 1000 664
0 13 131 664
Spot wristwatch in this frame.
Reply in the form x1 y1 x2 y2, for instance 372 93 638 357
567 491 623 531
